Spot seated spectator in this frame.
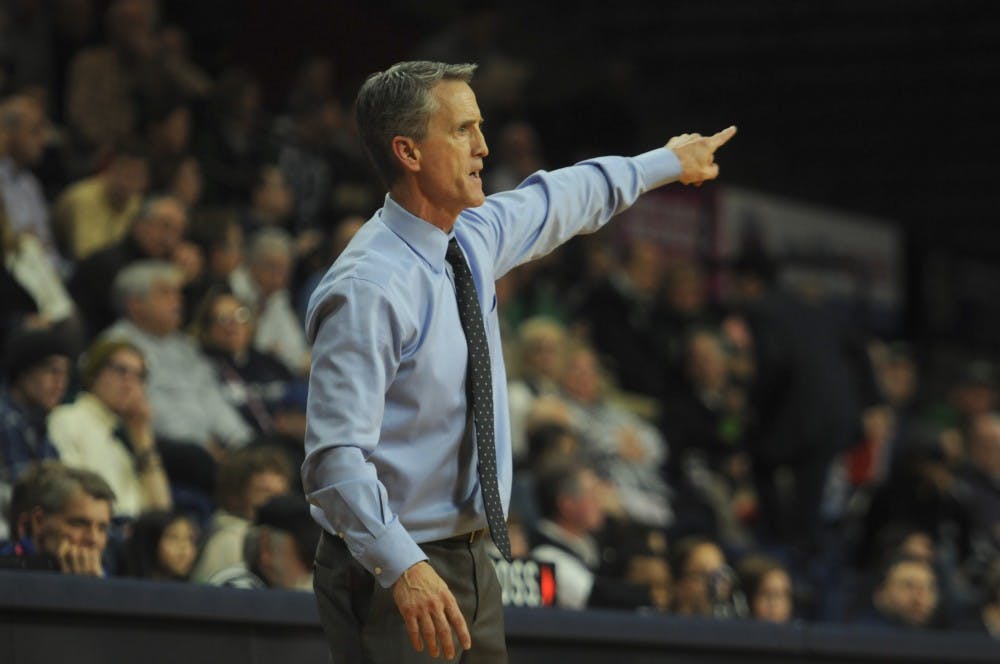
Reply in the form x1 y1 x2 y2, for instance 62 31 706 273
48 339 172 520
192 289 307 453
661 328 754 547
64 0 166 156
231 228 310 375
69 194 202 339
961 413 1000 558
102 260 252 453
0 461 114 576
529 461 654 610
560 342 672 528
0 329 72 538
205 493 319 591
192 445 291 582
151 154 202 210
970 560 1000 637
859 554 941 630
53 141 148 260
670 536 738 617
0 94 63 272
508 317 567 462
2 197 80 350
573 238 668 399
195 68 270 206
242 165 294 235
126 509 199 582
737 555 794 624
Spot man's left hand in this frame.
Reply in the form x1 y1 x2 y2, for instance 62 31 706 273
667 126 737 185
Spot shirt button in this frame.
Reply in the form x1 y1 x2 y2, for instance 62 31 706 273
338 532 345 538
374 567 382 576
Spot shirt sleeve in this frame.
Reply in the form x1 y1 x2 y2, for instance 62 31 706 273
301 276 427 587
465 147 682 280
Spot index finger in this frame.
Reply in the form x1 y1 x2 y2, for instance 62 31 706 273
708 125 737 150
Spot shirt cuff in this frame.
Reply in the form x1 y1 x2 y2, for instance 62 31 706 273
633 147 683 190
353 518 429 588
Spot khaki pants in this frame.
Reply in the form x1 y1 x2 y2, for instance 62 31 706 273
313 530 508 663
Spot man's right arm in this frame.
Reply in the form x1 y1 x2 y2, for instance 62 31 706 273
302 276 427 588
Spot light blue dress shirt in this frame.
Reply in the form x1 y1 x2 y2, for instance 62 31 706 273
303 147 682 587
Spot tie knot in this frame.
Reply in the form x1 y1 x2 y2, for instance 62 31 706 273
446 238 464 267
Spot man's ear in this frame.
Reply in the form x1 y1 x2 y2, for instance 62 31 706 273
391 136 420 174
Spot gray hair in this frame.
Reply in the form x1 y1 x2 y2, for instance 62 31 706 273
246 228 293 265
14 463 116 524
112 260 182 314
355 60 477 187
132 194 184 227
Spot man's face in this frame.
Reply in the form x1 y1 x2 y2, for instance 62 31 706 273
132 200 187 258
876 561 938 627
971 417 1000 481
7 98 47 166
560 469 605 534
16 355 70 412
107 156 150 198
241 471 290 519
411 80 488 222
129 278 183 335
33 489 111 558
205 294 253 354
676 543 726 616
753 569 793 623
249 250 291 299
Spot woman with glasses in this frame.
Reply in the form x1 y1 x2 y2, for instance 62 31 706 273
48 339 172 520
191 289 307 457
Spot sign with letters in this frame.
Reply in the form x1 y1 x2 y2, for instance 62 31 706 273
490 556 557 608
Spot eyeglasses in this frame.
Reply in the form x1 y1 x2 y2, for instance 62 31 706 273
213 306 252 325
105 362 147 381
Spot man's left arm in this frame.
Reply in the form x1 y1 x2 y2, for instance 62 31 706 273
466 127 736 279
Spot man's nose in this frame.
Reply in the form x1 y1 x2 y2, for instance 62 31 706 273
473 127 489 157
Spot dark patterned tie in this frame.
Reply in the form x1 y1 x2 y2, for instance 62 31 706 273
445 237 512 562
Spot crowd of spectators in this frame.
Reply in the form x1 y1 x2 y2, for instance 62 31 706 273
1 0 1000 642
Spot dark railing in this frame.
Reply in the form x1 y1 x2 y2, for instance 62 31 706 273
2 571 998 664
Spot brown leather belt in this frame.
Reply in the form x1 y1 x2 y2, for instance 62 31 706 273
430 528 488 545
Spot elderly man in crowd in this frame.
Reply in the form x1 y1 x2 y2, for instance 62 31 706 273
0 462 115 576
102 260 252 453
232 228 310 375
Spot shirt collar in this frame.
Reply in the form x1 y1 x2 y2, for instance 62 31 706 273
380 194 452 272
78 392 120 429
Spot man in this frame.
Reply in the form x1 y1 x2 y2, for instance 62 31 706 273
0 94 62 272
206 492 320 591
864 555 940 629
730 253 879 553
0 461 115 576
102 260 252 452
961 413 1000 555
529 461 653 610
0 329 72 540
193 445 292 582
69 194 202 339
231 228 311 375
304 60 733 662
53 141 149 260
669 535 741 618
